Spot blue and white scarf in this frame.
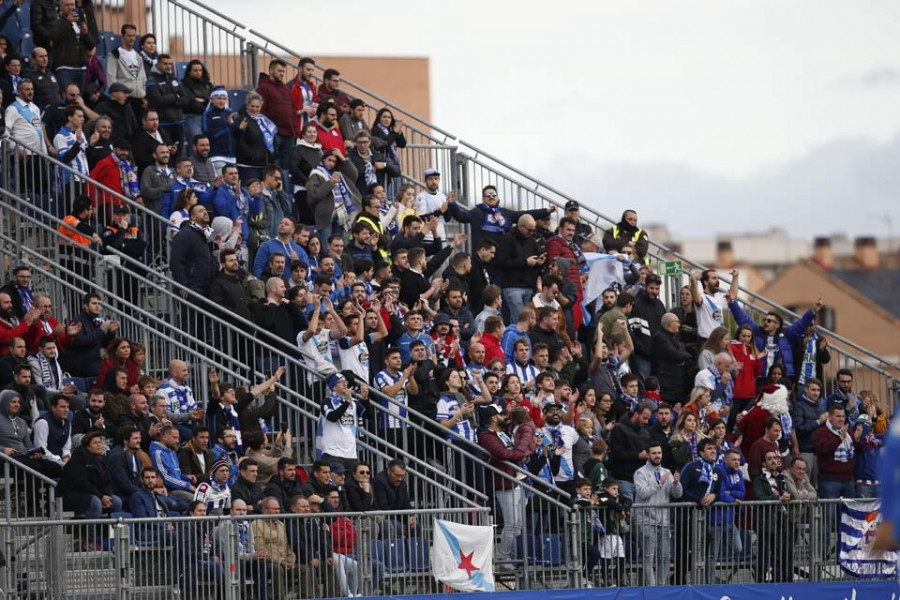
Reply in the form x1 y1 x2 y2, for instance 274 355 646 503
17 285 33 312
361 154 377 186
375 123 399 162
620 392 639 413
111 153 141 198
797 333 817 386
826 420 854 463
316 164 355 213
479 204 508 234
778 411 793 442
699 458 716 494
708 362 734 404
250 112 277 153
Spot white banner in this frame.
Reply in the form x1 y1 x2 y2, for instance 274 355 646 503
838 498 898 578
432 519 495 592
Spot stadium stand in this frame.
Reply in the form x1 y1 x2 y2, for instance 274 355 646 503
0 0 897 596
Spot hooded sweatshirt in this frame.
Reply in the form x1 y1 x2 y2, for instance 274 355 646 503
0 390 31 453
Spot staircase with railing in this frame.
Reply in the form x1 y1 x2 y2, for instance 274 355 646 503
77 0 897 406
0 136 578 531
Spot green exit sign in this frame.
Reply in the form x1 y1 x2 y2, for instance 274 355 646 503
661 261 682 276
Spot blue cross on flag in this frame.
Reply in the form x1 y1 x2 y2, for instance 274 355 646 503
432 519 495 592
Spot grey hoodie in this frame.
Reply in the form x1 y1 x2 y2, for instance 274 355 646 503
0 390 31 453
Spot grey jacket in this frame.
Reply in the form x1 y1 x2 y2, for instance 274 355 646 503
633 462 683 526
305 160 361 231
0 390 31 454
105 47 148 99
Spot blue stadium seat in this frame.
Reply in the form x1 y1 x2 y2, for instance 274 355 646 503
176 61 188 81
63 377 87 393
99 31 122 58
85 376 97 391
19 32 34 59
407 537 430 572
371 539 407 574
229 89 247 111
535 533 566 566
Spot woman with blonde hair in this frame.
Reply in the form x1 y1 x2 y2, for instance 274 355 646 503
681 386 719 432
860 391 888 434
698 327 731 371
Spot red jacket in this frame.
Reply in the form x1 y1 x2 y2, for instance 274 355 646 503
812 425 859 481
96 358 141 390
729 341 762 399
478 427 529 490
317 83 352 114
88 155 128 208
0 317 30 356
736 405 774 459
24 318 74 353
256 73 295 137
481 332 505 365
291 75 318 134
544 235 585 329
331 515 358 554
315 120 345 156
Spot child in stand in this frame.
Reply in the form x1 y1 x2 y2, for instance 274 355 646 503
570 477 602 586
596 477 631 587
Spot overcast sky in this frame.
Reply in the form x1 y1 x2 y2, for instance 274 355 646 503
219 0 900 240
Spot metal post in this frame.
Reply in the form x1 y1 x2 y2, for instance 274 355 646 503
358 516 374 596
567 509 582 588
114 521 132 600
246 42 259 91
223 520 240 600
691 506 706 585
809 502 822 582
49 522 64 599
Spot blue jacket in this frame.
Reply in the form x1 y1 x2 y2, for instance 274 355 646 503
501 324 530 364
107 444 143 498
854 426 882 483
680 458 723 506
728 301 815 377
165 177 217 217
710 465 746 525
201 105 236 159
149 441 192 492
130 487 177 542
822 390 861 422
253 238 309 280
212 184 260 240
791 394 822 453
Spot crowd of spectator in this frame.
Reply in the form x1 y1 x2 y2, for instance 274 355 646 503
0 5 893 592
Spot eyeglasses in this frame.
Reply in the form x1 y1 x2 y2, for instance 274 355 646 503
357 470 371 475
484 193 498 199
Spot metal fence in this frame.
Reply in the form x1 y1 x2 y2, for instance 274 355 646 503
0 499 889 599
0 452 62 524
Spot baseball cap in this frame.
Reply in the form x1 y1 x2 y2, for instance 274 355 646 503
542 402 563 413
108 82 132 95
423 168 440 178
330 462 347 474
432 313 451 326
564 200 579 211
327 373 346 391
482 405 504 419
112 138 132 150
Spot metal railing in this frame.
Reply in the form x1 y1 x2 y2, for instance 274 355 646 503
0 147 554 512
0 452 62 524
85 0 899 384
0 499 888 598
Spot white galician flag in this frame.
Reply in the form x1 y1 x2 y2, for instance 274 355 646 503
838 498 898 578
583 253 625 305
432 519 495 592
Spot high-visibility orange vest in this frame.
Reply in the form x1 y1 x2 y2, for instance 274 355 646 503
58 215 91 246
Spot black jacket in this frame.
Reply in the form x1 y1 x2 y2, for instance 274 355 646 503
650 329 692 405
181 76 212 116
263 474 304 512
233 108 274 168
347 147 399 196
170 223 216 295
60 447 114 512
23 67 59 111
95 99 139 143
30 0 59 49
45 9 95 69
629 291 667 360
146 69 190 125
230 475 263 510
253 301 307 355
107 444 143 497
497 228 543 289
131 128 172 176
372 470 412 511
607 419 650 483
209 271 253 322
344 476 374 511
66 310 116 377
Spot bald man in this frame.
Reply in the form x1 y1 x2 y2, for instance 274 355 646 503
254 276 308 350
498 213 548 322
157 359 204 440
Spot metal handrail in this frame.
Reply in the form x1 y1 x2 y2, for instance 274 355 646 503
0 452 59 487
0 204 487 506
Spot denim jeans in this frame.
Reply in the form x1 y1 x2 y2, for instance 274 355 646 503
495 487 524 561
617 480 635 504
640 524 671 586
82 494 124 518
856 483 878 498
502 287 534 324
633 357 652 383
54 67 86 93
819 477 855 552
706 523 733 583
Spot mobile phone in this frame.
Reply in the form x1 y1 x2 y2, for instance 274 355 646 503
280 423 288 434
